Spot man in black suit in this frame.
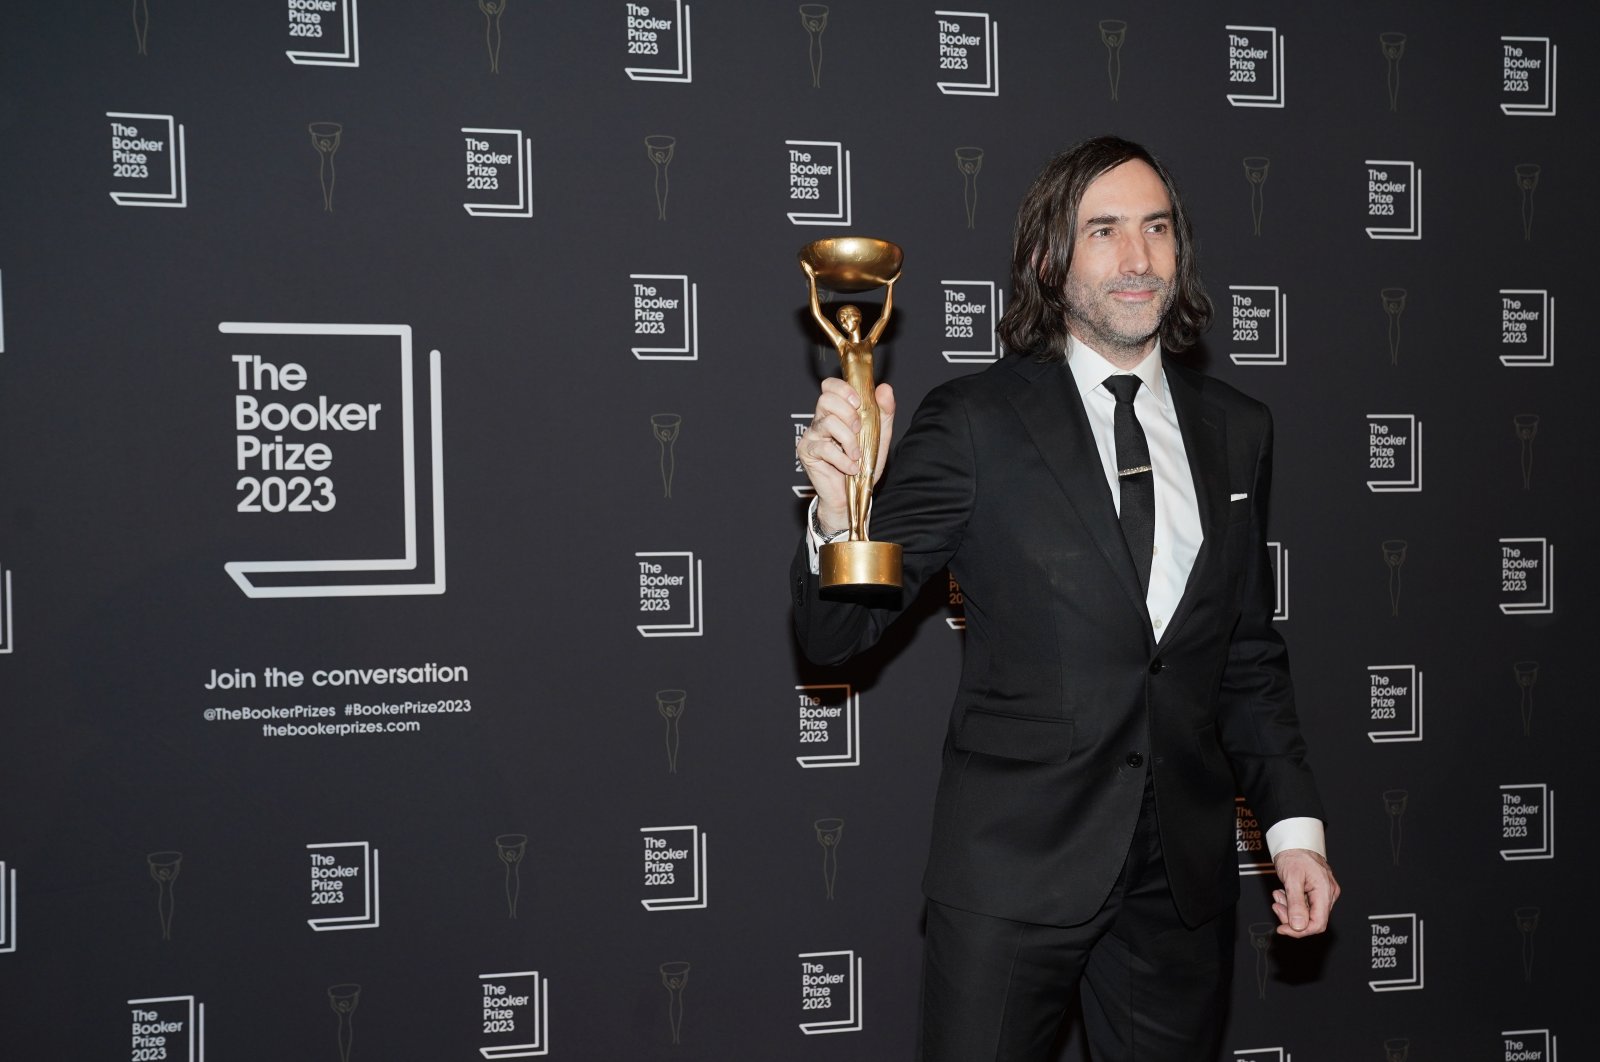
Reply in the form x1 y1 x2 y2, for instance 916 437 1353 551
792 136 1339 1061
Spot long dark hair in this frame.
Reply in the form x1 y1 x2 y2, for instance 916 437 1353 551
996 136 1212 358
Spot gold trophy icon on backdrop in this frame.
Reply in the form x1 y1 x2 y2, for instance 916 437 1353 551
800 237 904 589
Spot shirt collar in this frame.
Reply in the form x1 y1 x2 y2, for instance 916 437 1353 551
1064 334 1169 410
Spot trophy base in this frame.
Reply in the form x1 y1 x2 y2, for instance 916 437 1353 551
820 540 903 589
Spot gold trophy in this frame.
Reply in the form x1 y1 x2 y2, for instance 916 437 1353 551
799 237 903 589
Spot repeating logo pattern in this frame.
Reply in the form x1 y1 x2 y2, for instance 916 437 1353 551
128 995 204 1062
635 552 704 636
1500 37 1558 116
462 128 533 218
639 824 708 910
0 860 14 953
1228 286 1286 365
147 851 182 940
786 141 852 225
1367 666 1423 743
306 841 381 930
1499 290 1555 367
1499 783 1555 860
1366 415 1422 492
625 1 693 82
630 275 699 360
1498 538 1554 615
940 281 1004 362
494 834 528 918
108 113 187 208
794 683 861 767
1366 160 1422 239
479 970 550 1057
286 0 360 67
798 950 863 1034
1368 912 1424 991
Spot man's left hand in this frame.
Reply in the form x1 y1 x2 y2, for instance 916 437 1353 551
1270 849 1340 938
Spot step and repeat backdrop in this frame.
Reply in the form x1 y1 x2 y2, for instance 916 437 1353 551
0 2 1589 1060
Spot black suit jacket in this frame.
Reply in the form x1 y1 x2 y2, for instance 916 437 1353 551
791 354 1324 928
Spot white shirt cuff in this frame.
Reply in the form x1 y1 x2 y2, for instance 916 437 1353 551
805 497 823 575
1265 817 1326 861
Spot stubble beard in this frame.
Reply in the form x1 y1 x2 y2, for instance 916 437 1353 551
1064 274 1176 367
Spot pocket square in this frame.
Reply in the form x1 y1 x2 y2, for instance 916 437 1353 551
1229 492 1249 502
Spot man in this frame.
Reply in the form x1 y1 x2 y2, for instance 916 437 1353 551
792 136 1338 1061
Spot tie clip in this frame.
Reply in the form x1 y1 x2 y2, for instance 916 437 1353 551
1118 465 1152 477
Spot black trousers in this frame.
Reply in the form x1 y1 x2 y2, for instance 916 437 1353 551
918 783 1235 1061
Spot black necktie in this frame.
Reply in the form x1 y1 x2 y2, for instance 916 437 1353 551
1104 375 1154 594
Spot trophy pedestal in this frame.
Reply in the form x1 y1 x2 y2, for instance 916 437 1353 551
820 540 902 590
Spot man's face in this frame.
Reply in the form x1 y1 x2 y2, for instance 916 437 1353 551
1061 159 1177 362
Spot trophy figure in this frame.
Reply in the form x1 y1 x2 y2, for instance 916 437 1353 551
655 689 687 773
494 833 528 918
798 5 829 88
954 147 984 229
1384 1038 1410 1062
479 0 507 74
1513 906 1540 981
650 414 682 498
1513 415 1539 490
644 135 675 221
132 0 151 55
659 962 690 1044
1380 288 1407 365
327 983 361 1062
308 122 343 213
147 851 182 940
1513 661 1539 736
799 237 905 590
1382 789 1408 866
1514 164 1540 241
1098 20 1127 101
1242 156 1270 236
814 818 844 900
1380 539 1407 617
1379 33 1406 111
1247 922 1274 998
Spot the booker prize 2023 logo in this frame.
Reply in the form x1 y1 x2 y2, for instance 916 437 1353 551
1499 538 1554 615
1224 26 1284 108
635 553 703 636
1233 1050 1290 1062
1227 286 1285 366
795 684 861 768
1267 542 1288 621
941 282 1004 363
128 995 205 1062
799 951 863 1034
1235 798 1271 875
462 128 533 218
640 825 708 911
1500 783 1555 861
479 970 551 1058
1367 665 1423 743
1366 414 1422 492
1500 290 1555 367
285 0 359 67
786 141 851 226
1502 1029 1559 1061
1368 912 1424 992
1366 160 1421 240
108 112 187 208
625 1 692 82
631 275 699 361
1501 36 1557 116
307 841 380 930
220 323 446 598
935 11 999 96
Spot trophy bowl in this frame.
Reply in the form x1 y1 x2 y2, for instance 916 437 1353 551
798 237 903 292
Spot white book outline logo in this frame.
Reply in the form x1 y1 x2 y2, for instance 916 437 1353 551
940 280 1005 363
1224 26 1285 108
1367 912 1424 991
1498 537 1554 614
935 11 999 96
306 841 381 931
1227 286 1287 366
1499 290 1555 367
795 684 860 768
1500 37 1557 116
639 825 708 910
1365 414 1422 492
1367 665 1423 743
1499 783 1555 860
1365 160 1422 240
786 140 852 226
107 112 187 208
462 128 533 218
798 950 864 1033
218 323 446 598
635 551 703 636
127 995 204 1062
630 275 699 361
287 0 360 67
626 0 693 83
478 970 549 1058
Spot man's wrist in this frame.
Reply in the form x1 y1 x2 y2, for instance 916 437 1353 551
812 506 850 543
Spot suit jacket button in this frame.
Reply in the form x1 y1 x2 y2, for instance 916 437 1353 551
1126 752 1144 767
1148 659 1163 675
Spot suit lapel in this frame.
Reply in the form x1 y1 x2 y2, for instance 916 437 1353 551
1005 357 1150 625
1162 364 1229 643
